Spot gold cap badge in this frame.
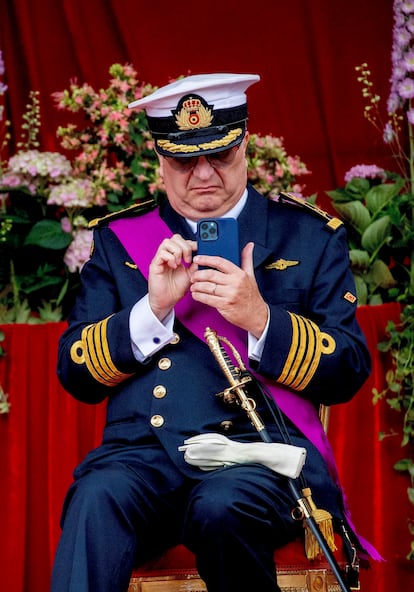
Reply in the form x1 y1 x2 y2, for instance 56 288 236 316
174 94 213 130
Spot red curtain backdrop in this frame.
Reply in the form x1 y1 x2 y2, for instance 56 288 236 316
0 322 106 592
0 306 413 592
0 0 394 207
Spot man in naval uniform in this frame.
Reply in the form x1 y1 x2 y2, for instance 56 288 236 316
51 73 374 592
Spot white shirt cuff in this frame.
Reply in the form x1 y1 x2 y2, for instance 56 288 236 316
129 294 175 361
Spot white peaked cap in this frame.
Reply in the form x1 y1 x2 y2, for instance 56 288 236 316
128 73 260 116
127 73 260 157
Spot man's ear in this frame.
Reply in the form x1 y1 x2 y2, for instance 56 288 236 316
242 132 249 167
157 153 164 179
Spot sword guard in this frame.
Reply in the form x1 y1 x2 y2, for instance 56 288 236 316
216 388 237 405
215 376 253 405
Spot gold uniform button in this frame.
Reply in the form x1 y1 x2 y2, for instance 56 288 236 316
153 385 167 399
220 420 233 432
170 333 180 345
150 415 164 428
158 357 172 370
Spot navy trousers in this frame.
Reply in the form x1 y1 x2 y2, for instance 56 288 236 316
50 443 303 592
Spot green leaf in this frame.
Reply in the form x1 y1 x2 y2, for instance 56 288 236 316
24 220 72 250
132 184 147 199
368 293 384 306
333 201 371 233
353 274 368 305
349 249 370 270
345 177 370 197
325 188 354 203
365 183 401 214
130 156 147 176
13 299 33 323
20 274 63 294
377 340 391 352
37 300 63 322
0 213 31 225
361 215 391 253
394 459 414 472
55 279 69 306
368 259 397 289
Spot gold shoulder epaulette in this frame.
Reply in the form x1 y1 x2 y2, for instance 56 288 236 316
88 198 157 229
278 192 343 232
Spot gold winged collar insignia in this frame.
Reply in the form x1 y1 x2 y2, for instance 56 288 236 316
266 259 300 271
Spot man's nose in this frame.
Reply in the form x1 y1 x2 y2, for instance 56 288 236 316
192 156 215 178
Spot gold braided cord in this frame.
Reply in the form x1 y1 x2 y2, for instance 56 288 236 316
320 332 336 354
70 316 134 386
289 317 317 390
157 128 243 154
97 318 121 377
83 324 111 384
278 313 305 384
92 321 121 383
277 313 336 391
295 324 324 391
298 329 336 391
84 323 122 385
70 337 87 364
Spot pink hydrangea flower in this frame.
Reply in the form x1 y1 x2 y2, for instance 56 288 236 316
64 228 93 273
60 217 72 233
6 150 72 179
48 178 96 208
344 164 387 183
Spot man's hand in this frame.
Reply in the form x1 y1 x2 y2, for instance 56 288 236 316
190 242 268 338
148 234 197 321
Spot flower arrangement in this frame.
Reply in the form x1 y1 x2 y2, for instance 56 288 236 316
246 133 310 199
0 63 163 322
0 62 310 324
326 0 414 559
326 163 410 306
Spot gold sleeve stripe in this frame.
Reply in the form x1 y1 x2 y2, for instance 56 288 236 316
85 324 117 385
278 314 305 383
289 316 318 390
94 320 122 380
70 316 134 386
277 313 336 391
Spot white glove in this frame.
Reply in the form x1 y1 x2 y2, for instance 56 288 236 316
178 433 306 479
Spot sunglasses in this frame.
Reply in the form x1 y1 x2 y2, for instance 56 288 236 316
164 145 240 173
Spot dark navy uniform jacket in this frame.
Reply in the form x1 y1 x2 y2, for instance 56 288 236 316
57 185 371 515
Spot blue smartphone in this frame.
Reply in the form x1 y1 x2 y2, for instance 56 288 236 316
196 218 240 267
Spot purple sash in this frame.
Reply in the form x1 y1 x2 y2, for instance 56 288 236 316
109 209 381 560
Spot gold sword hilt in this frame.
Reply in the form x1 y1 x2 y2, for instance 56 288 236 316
204 327 269 437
